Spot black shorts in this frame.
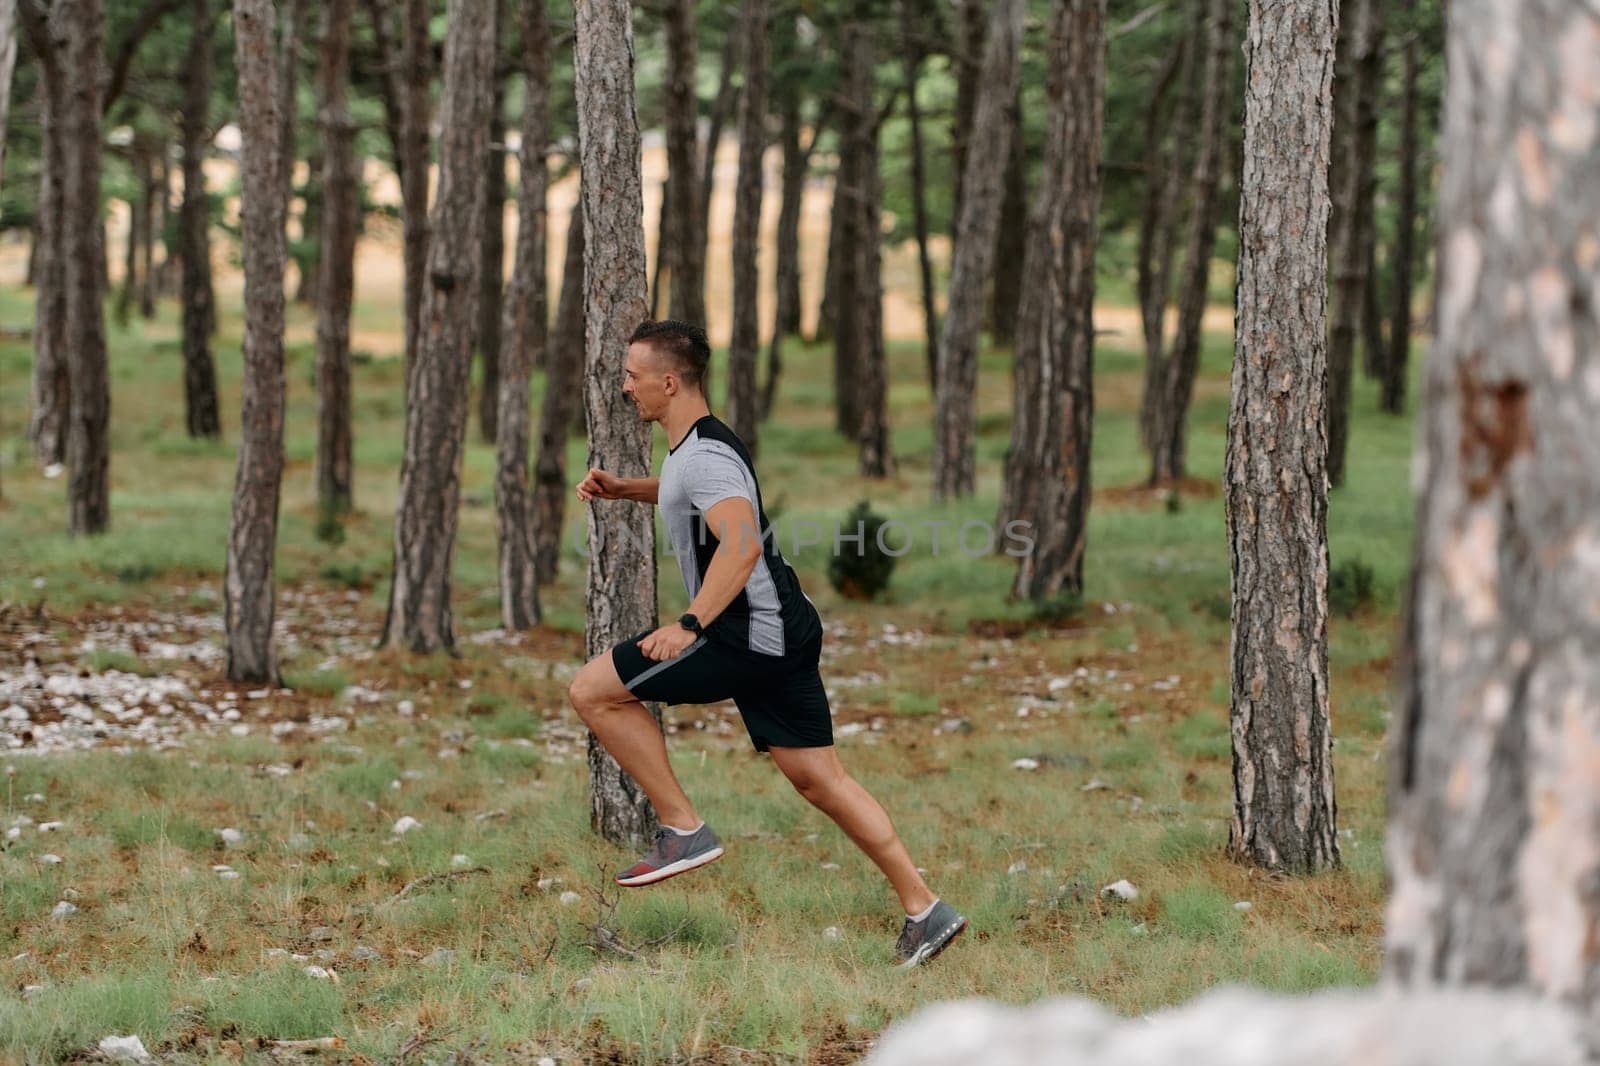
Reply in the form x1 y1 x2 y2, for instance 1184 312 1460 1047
611 628 833 752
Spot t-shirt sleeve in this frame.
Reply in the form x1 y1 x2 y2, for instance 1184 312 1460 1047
683 447 756 513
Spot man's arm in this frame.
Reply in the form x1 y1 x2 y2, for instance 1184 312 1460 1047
576 469 659 504
683 496 764 626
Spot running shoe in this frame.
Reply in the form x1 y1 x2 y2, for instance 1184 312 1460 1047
615 823 724 887
894 900 968 968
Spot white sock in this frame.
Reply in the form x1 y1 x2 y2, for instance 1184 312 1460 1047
907 898 940 923
665 821 703 836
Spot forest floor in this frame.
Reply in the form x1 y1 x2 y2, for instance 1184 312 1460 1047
0 280 1416 1063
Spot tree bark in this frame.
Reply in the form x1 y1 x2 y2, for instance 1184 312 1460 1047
694 25 739 324
277 0 301 218
662 0 703 326
763 93 802 417
382 0 495 654
989 86 1027 347
60 0 110 533
1226 0 1340 875
1003 0 1103 597
495 0 549 629
1387 1 1600 1009
117 141 145 327
180 0 222 439
24 1 67 469
573 0 660 850
899 0 939 392
815 141 846 347
226 0 288 682
535 201 585 586
931 0 1024 502
1381 34 1419 416
851 27 892 479
0 1 16 193
949 0 985 224
1325 0 1383 488
315 0 357 520
399 0 431 376
1146 0 1231 486
294 145 322 304
724 0 767 453
137 146 159 318
478 39 507 446
829 11 869 441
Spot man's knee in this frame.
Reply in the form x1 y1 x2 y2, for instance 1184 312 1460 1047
783 760 848 807
568 660 623 722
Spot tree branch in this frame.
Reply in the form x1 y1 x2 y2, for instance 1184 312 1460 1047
102 0 186 115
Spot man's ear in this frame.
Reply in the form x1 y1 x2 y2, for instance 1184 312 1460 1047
663 373 679 396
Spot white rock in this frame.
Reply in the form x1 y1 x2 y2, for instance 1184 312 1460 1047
303 965 334 980
1080 778 1110 792
1008 861 1028 875
1234 901 1253 912
451 854 471 867
820 862 841 871
538 1058 557 1066
216 827 243 846
5 827 19 841
39 853 63 865
38 821 63 833
1011 758 1040 771
43 463 64 479
398 699 416 717
866 988 1585 1066
97 1035 152 1062
558 891 581 905
823 927 841 940
392 816 423 835
22 984 46 999
218 871 241 880
1102 880 1140 902
51 900 78 918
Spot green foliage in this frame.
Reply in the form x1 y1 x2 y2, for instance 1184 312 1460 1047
826 500 898 601
1329 557 1377 617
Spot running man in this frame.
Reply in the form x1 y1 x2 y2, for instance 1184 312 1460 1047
567 320 965 968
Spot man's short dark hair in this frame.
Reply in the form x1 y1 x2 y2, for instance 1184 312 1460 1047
630 319 712 394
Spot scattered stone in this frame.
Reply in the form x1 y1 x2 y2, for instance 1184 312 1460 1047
823 927 841 940
1234 901 1253 912
1080 778 1110 792
1101 880 1140 902
350 946 381 963
97 1035 152 1063
39 853 62 865
307 927 336 943
38 821 63 833
392 816 422 835
821 862 841 871
558 891 581 906
51 900 77 918
1011 758 1040 771
421 948 458 967
451 854 471 867
216 827 243 846
1008 861 1028 876
22 984 45 1000
302 965 335 981
398 700 416 717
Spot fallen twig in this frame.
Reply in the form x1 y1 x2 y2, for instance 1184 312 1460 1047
268 1036 346 1053
381 866 490 905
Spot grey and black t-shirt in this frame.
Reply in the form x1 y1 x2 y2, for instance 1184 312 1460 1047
659 414 822 658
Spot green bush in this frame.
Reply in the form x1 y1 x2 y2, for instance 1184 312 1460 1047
1329 557 1376 617
826 500 897 601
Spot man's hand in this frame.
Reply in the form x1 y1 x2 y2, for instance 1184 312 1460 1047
576 468 627 502
637 623 699 662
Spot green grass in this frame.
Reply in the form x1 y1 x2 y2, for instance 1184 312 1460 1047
0 265 1421 1060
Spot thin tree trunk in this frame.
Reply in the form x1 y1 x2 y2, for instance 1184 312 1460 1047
60 0 110 533
180 0 221 439
899 0 939 392
382 0 495 654
478 40 507 445
226 0 288 682
138 147 158 318
853 27 892 479
278 0 301 218
932 0 1024 502
155 144 179 298
573 0 659 850
294 145 322 303
989 87 1026 347
315 0 357 521
694 25 738 321
1226 0 1340 875
24 1 67 469
949 0 984 224
1381 34 1418 416
535 202 585 586
1326 0 1383 487
495 0 549 629
762 94 802 418
1146 0 1231 486
649 176 668 318
829 13 869 441
1387 0 1600 1003
724 0 767 452
1135 30 1194 449
663 0 702 326
1355 7 1386 382
814 148 845 346
1009 0 1103 600
399 0 431 377
0 0 15 190
117 142 143 327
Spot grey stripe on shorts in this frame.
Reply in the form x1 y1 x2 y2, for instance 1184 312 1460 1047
620 637 709 689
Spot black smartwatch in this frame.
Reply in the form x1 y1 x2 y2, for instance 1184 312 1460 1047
678 613 704 636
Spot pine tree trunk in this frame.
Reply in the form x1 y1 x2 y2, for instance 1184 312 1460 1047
25 3 67 469
1146 0 1231 486
829 13 869 441
226 0 288 683
1387 1 1600 1001
535 202 585 586
989 90 1026 347
853 42 892 480
400 0 431 374
762 92 802 417
949 0 985 224
181 0 222 440
899 0 939 393
0 0 14 186
382 0 495 654
814 149 845 346
138 148 158 318
315 0 357 520
1225 0 1340 875
1326 0 1382 488
478 54 507 445
60 0 110 534
724 0 767 453
294 146 322 304
117 142 142 327
663 0 703 326
1381 34 1418 416
694 27 739 323
932 0 1024 502
1135 29 1195 450
1355 5 1386 382
574 0 661 850
495 0 549 629
1009 0 1102 599
277 0 301 215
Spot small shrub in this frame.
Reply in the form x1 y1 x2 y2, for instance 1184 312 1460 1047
1329 557 1376 617
1030 590 1084 624
826 500 897 601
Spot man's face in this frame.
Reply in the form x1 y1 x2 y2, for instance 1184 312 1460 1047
623 341 675 423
